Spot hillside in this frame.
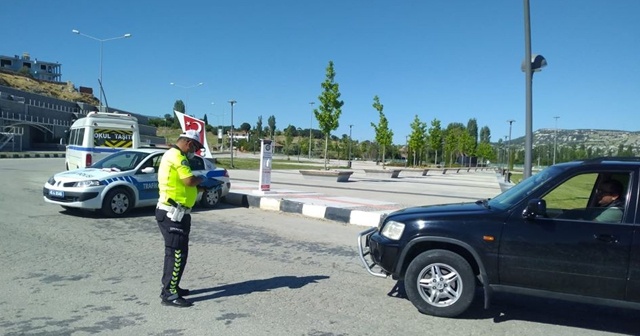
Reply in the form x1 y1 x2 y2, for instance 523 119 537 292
508 128 640 154
0 70 99 105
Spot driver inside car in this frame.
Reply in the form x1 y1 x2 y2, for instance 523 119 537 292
593 179 625 223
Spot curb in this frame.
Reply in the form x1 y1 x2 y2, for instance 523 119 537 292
223 192 382 227
0 153 66 159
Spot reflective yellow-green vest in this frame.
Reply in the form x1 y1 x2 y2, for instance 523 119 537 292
158 147 197 208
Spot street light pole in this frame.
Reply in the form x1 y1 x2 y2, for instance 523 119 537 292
348 124 353 168
522 0 547 178
405 135 409 168
72 29 131 111
170 82 203 112
228 100 237 168
553 116 560 165
507 120 515 170
308 102 315 159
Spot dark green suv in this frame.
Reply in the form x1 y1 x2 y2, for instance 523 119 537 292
358 158 640 317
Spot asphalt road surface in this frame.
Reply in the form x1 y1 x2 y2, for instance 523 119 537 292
0 158 638 336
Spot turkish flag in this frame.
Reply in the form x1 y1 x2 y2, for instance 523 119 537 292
174 110 209 157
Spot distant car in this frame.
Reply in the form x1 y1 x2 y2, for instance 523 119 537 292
43 147 230 217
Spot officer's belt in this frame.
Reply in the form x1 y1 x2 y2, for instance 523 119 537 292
157 202 192 214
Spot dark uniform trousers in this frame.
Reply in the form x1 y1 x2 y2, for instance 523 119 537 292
156 208 191 299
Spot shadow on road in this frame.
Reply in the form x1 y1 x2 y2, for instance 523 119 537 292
188 275 330 303
387 280 640 335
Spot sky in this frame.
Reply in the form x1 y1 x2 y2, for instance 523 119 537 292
2 0 639 144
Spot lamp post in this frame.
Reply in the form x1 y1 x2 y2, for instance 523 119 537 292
308 102 315 159
228 100 237 168
522 0 547 178
553 116 560 165
507 120 515 172
348 124 353 168
405 135 409 168
170 82 203 112
72 29 131 110
211 102 220 151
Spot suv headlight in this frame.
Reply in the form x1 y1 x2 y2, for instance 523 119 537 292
380 220 405 240
73 180 102 187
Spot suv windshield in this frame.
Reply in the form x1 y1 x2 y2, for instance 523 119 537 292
488 165 565 210
91 151 151 172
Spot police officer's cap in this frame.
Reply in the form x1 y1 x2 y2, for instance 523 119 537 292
179 130 204 149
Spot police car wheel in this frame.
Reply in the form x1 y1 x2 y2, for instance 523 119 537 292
101 188 132 217
200 188 221 208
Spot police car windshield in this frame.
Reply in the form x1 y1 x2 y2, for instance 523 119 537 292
91 151 151 171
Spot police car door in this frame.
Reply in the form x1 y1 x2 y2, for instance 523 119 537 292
134 154 162 206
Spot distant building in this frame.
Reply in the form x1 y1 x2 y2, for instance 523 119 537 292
0 52 62 82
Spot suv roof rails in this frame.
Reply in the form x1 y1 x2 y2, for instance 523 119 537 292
582 157 640 164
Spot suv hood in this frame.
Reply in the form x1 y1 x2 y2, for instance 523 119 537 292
388 202 490 220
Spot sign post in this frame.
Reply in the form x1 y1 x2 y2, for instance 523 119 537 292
258 139 272 192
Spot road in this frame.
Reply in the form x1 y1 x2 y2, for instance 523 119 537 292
0 158 638 336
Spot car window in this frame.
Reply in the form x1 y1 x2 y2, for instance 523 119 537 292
189 157 205 171
138 154 163 173
541 171 630 223
544 173 597 210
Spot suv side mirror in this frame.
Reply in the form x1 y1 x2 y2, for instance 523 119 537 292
522 199 547 220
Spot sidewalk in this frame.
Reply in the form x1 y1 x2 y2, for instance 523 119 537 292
0 151 65 159
222 166 506 227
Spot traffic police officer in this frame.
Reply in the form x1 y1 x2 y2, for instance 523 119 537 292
156 129 205 307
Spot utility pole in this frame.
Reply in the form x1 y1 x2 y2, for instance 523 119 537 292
507 120 515 171
228 100 237 168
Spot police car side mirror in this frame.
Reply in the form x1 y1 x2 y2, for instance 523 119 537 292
141 167 155 174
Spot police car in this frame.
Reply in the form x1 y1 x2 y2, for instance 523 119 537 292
43 147 230 217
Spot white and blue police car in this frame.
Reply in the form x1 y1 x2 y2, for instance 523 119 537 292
43 147 230 217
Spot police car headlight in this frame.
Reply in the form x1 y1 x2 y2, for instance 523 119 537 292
74 180 102 187
47 176 56 185
380 220 405 240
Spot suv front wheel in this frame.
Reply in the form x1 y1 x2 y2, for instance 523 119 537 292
405 249 476 317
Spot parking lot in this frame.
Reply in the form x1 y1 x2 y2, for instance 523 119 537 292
1 158 638 335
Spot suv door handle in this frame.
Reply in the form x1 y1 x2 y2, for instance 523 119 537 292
593 234 618 243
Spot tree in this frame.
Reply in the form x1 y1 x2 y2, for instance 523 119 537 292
428 119 443 165
466 118 478 155
284 124 295 160
479 126 491 143
314 60 344 169
268 115 276 139
256 116 263 139
18 66 32 78
174 100 185 113
169 101 185 128
408 115 427 166
240 122 251 134
203 114 209 126
284 125 298 137
370 95 393 168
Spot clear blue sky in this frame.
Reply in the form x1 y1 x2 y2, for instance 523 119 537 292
2 0 638 143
